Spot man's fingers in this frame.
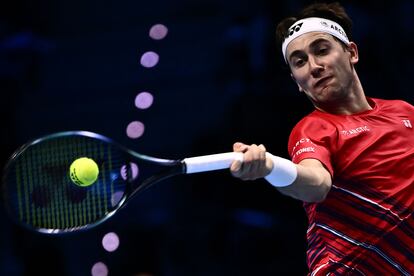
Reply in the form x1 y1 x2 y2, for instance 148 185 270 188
230 160 243 177
231 143 269 180
258 144 267 159
233 142 248 152
245 144 264 173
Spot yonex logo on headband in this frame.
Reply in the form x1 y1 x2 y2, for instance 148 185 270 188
288 22 303 37
282 17 350 63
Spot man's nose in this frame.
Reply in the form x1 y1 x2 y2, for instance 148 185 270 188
309 56 324 77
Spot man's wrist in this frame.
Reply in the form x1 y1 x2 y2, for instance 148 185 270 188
264 153 297 187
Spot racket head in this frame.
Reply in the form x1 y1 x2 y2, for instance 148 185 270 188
1 131 137 234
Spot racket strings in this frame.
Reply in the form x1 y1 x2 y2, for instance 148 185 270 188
5 135 129 231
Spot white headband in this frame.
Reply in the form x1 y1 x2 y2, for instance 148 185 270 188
282 17 350 62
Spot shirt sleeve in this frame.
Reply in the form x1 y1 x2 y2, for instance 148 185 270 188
288 115 336 177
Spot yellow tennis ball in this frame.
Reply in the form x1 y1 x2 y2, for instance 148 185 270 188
69 157 99 187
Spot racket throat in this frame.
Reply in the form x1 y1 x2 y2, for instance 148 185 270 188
129 163 184 199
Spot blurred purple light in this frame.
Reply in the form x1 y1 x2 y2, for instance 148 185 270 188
140 51 159 68
126 121 145 139
149 24 168 40
111 191 124 207
91 262 108 276
102 232 120 252
135 92 154 109
120 162 139 181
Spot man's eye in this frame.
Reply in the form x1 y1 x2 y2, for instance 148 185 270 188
294 59 305 67
318 48 328 55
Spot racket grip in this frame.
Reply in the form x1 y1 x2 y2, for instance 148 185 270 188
183 152 244 174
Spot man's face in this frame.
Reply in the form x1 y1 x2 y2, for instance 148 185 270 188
286 32 358 107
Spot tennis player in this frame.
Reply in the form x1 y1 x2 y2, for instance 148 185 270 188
231 2 414 275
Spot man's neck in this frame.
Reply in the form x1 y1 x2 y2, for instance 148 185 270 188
316 73 371 115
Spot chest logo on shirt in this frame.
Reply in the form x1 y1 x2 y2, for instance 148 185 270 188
402 119 412 129
340 125 370 136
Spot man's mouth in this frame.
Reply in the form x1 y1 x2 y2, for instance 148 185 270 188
314 76 332 88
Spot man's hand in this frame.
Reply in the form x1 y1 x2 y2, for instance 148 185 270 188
230 142 273 180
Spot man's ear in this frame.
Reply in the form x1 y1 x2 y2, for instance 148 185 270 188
347 42 359 65
291 73 304 92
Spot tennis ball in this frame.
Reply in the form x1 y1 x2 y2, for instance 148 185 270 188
69 157 99 187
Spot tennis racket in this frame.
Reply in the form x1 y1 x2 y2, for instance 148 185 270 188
1 131 243 234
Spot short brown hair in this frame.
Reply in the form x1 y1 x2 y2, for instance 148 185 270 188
276 2 353 47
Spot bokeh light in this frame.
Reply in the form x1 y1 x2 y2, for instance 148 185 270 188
102 232 120 252
140 51 159 68
111 191 124 207
149 24 168 40
120 162 139 181
126 121 145 139
91 262 108 276
135 92 154 109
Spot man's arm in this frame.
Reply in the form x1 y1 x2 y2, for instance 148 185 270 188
230 142 332 203
277 158 332 202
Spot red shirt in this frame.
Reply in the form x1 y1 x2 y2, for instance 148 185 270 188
288 98 414 275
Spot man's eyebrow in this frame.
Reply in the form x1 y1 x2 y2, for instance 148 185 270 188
288 37 331 62
309 38 331 49
288 50 304 63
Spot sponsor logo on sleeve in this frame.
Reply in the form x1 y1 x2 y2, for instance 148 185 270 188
291 138 316 159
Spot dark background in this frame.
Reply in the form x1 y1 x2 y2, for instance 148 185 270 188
1 0 413 275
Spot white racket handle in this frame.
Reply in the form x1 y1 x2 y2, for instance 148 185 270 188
183 152 244 174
